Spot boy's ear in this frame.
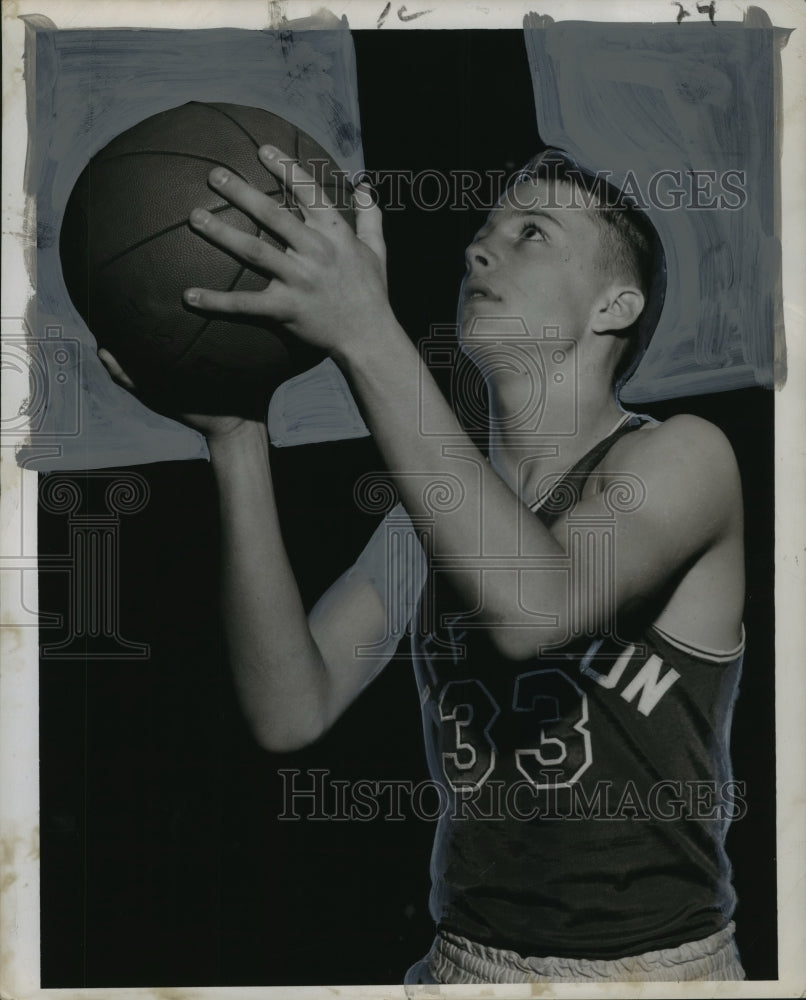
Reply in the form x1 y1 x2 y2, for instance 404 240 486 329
591 285 645 333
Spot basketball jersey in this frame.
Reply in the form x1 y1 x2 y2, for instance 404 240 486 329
411 415 744 960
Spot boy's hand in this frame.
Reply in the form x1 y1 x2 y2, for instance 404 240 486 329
183 147 391 358
98 348 256 444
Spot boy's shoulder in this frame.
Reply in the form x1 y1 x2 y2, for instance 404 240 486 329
596 412 743 521
604 413 738 476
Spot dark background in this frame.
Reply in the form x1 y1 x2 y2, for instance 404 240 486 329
39 30 777 986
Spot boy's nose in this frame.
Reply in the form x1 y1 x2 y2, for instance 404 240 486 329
464 243 491 272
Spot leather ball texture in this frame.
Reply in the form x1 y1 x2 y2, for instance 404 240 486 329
59 101 355 414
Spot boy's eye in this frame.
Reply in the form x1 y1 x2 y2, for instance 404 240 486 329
520 221 546 241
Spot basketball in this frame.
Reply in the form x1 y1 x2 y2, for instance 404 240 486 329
59 102 355 414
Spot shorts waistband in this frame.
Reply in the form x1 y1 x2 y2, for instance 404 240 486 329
429 923 745 983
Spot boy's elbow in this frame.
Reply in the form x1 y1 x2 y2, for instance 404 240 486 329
484 615 572 663
245 697 332 754
251 716 327 754
485 623 541 663
236 655 335 753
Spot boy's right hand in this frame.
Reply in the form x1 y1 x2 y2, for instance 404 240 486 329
98 348 259 444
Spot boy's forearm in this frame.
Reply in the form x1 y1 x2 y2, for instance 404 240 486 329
207 423 329 750
334 323 734 662
334 322 566 654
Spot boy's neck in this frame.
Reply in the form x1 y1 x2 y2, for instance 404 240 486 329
486 368 627 503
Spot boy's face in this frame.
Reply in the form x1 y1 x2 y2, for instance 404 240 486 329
458 176 610 356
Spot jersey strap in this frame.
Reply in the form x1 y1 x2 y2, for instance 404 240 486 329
529 413 651 527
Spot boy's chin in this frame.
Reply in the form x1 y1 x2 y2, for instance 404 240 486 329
458 313 534 341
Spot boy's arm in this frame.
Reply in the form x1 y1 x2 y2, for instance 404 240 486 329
99 354 424 753
334 333 743 659
186 156 743 661
208 421 424 751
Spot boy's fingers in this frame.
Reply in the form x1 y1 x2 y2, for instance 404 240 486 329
98 348 138 391
188 208 299 282
183 285 289 319
205 167 318 253
257 146 336 219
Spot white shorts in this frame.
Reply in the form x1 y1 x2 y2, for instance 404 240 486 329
404 922 745 984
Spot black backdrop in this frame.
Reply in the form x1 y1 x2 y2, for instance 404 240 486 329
39 30 777 986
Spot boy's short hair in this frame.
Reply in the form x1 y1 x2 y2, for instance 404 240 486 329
518 149 667 392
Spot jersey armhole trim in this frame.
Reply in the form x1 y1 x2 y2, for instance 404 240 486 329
527 412 641 513
650 622 746 663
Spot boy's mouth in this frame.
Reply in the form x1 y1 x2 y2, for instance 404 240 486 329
462 279 500 302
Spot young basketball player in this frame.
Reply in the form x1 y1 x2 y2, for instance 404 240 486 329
100 147 746 982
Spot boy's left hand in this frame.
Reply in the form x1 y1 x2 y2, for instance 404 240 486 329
184 146 390 357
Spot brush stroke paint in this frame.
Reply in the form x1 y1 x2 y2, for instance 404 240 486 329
524 8 789 402
20 21 367 471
